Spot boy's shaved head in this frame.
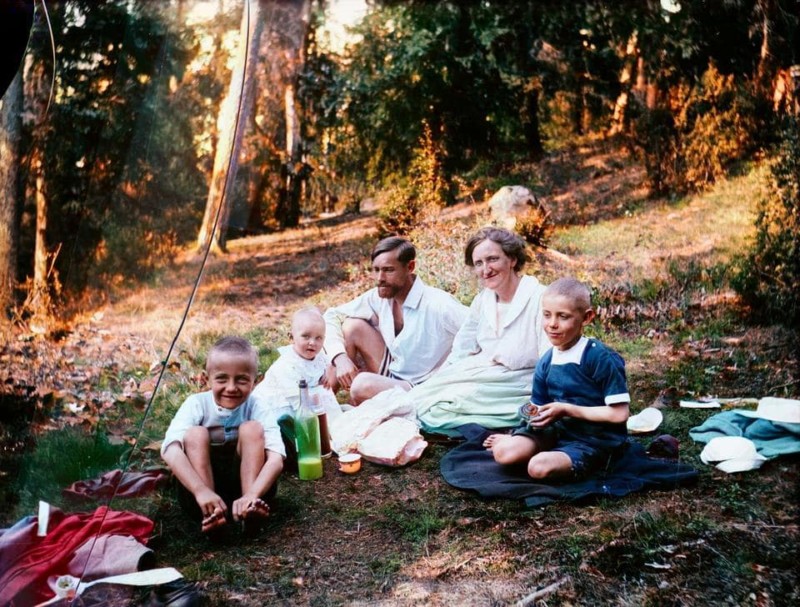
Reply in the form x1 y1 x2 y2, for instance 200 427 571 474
206 335 258 373
543 277 592 312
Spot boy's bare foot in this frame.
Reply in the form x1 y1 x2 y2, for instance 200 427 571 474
242 499 270 536
201 507 227 534
244 498 270 521
483 434 505 449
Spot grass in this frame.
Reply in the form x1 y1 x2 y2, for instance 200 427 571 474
2 143 797 605
551 162 768 286
378 501 447 544
13 426 131 519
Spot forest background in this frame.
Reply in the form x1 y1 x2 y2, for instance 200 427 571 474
0 0 799 605
0 0 797 324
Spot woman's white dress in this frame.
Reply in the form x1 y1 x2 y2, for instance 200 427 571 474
414 275 550 435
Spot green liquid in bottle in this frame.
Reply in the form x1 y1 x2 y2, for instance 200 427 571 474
297 456 323 480
295 414 323 480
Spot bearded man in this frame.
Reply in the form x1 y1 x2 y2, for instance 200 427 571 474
322 237 468 404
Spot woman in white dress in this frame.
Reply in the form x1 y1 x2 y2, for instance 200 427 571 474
414 227 550 436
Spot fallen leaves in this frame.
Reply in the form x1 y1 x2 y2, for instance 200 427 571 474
0 323 164 442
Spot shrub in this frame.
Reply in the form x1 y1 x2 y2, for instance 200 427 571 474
377 186 424 236
631 64 762 194
409 121 452 209
378 121 451 236
514 202 553 248
732 118 800 325
678 66 760 191
93 220 180 288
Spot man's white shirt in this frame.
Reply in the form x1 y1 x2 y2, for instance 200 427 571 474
323 277 468 384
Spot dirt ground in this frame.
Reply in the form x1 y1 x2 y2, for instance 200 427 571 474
1 140 798 605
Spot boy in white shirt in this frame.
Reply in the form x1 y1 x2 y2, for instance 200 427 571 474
161 336 284 535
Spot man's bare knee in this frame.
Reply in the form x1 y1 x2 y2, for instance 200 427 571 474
350 375 378 405
342 318 374 345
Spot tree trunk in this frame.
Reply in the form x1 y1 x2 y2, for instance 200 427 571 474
277 83 303 229
22 50 55 324
32 153 48 303
633 56 646 105
196 0 265 253
609 32 638 136
0 72 22 316
754 0 776 95
276 0 313 229
522 83 544 160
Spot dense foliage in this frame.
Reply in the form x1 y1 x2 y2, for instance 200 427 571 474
733 118 800 325
17 0 214 294
1 0 797 316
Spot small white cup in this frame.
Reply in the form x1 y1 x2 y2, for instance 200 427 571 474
49 574 79 599
338 452 362 474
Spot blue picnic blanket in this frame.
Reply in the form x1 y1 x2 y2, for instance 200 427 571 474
440 424 697 508
689 411 800 459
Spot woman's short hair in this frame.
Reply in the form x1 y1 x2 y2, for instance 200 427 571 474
464 227 530 271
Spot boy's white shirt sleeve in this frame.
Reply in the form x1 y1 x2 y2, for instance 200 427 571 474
323 290 380 361
160 393 207 456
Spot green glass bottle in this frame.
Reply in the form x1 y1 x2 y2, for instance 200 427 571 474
295 379 323 480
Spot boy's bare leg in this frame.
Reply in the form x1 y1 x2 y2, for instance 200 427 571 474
233 421 283 524
183 426 215 488
485 434 541 465
233 421 267 522
182 427 227 532
527 451 573 480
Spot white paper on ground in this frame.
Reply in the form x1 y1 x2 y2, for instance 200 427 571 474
37 501 50 537
77 568 184 593
679 400 721 409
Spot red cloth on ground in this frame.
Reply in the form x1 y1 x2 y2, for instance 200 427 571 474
62 468 169 500
0 506 153 606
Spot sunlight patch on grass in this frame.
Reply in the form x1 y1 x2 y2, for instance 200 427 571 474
551 164 768 284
